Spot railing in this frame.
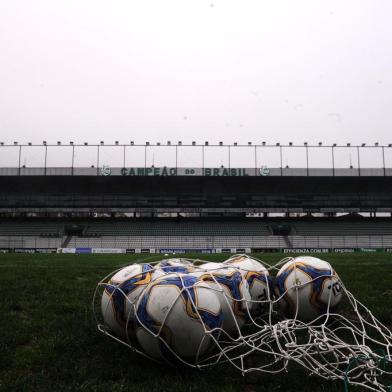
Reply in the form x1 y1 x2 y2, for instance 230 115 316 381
0 143 391 176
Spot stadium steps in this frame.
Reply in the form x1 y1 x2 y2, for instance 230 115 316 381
283 236 293 248
61 235 73 248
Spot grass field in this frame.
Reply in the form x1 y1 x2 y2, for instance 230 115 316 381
1 253 391 392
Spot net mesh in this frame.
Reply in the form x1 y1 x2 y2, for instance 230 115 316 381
93 255 392 391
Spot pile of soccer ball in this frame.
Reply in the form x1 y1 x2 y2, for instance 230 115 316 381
97 255 343 366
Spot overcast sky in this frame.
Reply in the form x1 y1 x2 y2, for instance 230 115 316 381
0 0 391 148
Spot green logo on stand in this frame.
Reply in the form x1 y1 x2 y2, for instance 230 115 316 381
101 165 111 176
259 166 270 176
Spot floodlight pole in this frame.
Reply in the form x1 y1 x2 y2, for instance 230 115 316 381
144 145 147 171
382 146 386 176
254 146 257 176
228 145 231 170
71 145 75 176
123 144 126 169
332 146 335 177
279 145 283 176
18 145 22 176
305 145 309 176
202 145 205 174
97 145 100 176
175 145 178 173
44 144 47 176
357 146 361 176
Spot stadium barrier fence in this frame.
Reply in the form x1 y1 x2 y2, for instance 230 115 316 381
0 247 392 254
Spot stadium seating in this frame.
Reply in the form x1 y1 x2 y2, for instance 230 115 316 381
65 234 392 250
83 220 272 236
293 221 392 236
0 221 63 236
1 219 392 250
0 236 62 248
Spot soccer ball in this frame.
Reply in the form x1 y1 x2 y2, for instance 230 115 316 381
224 255 271 316
195 261 229 274
101 263 163 339
135 274 223 364
275 256 343 322
155 258 195 274
192 262 252 336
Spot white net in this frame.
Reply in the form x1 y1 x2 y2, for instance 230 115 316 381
93 255 392 391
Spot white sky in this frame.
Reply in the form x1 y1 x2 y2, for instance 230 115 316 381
0 0 391 149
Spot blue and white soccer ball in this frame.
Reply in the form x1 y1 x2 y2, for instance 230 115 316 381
101 263 164 339
192 262 252 336
135 274 223 364
155 258 195 274
224 255 271 316
275 256 343 322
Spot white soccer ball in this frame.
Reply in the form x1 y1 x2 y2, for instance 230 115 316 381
135 274 223 364
192 262 252 336
192 261 229 276
155 258 195 274
101 263 163 339
275 256 343 322
224 255 271 316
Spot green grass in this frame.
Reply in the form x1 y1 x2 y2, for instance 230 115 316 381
0 253 391 392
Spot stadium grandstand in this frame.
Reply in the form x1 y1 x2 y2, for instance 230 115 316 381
0 142 391 254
